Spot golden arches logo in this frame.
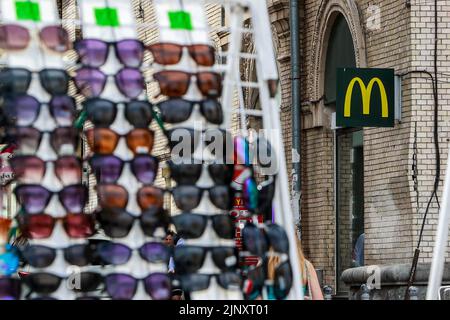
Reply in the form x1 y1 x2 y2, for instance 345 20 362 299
344 77 389 118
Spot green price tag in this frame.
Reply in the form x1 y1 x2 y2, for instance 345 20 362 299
168 11 193 30
15 1 41 22
94 7 120 27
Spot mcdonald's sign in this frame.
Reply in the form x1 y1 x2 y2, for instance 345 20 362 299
336 68 395 127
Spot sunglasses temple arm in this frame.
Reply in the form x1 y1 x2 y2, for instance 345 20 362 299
150 107 166 132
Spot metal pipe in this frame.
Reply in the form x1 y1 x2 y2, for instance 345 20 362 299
290 0 302 230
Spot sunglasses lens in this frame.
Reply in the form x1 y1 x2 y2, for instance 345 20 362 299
157 99 193 123
211 247 238 271
208 164 234 185
167 128 198 157
65 245 92 266
204 129 232 158
201 99 223 124
139 243 170 264
86 128 119 155
137 186 164 211
132 155 158 184
39 69 69 95
4 95 39 126
59 185 87 213
0 68 31 95
126 101 153 127
116 68 145 99
179 274 210 292
172 186 202 212
39 26 70 53
0 25 29 50
98 184 128 209
0 278 21 300
197 72 222 97
24 273 61 294
242 223 268 256
75 68 107 97
148 43 182 65
65 214 95 238
15 185 51 214
76 272 103 293
246 266 265 295
84 98 116 127
174 246 205 274
90 156 123 183
75 39 108 68
50 95 76 126
217 272 242 290
266 224 289 254
259 181 275 214
154 71 190 97
243 178 259 212
168 162 202 185
8 127 40 154
51 127 78 155
97 242 131 265
10 156 45 183
116 40 144 68
188 45 216 67
96 208 134 238
172 213 207 239
274 261 293 299
144 273 172 300
20 214 54 239
209 186 233 210
105 274 137 300
212 215 235 240
55 157 82 185
140 209 171 237
127 129 154 154
22 245 55 268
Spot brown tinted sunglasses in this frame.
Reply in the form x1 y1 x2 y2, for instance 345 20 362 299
153 70 222 98
147 43 215 67
97 184 165 211
85 128 155 155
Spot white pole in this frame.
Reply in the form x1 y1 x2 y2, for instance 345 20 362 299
427 147 450 300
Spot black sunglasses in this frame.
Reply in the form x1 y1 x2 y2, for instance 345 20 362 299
21 244 94 268
172 213 235 240
22 272 103 295
242 222 289 257
173 246 238 275
168 160 234 185
177 272 242 292
84 98 154 128
0 67 69 95
155 98 223 125
171 185 235 211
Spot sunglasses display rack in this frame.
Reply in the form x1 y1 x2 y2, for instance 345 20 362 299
0 0 94 300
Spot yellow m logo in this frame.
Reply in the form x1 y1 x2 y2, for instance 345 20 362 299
344 77 389 118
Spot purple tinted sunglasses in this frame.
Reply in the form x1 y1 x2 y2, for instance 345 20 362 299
74 39 144 68
74 67 145 99
105 273 172 300
96 242 170 265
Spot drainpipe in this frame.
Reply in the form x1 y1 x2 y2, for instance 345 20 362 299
290 0 302 234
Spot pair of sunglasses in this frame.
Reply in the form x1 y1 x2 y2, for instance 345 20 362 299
74 67 144 99
177 272 242 293
2 94 76 127
165 127 231 157
172 213 235 240
168 160 234 185
0 278 22 300
84 98 153 128
96 242 170 265
75 39 144 68
173 246 238 275
243 175 276 215
89 155 158 184
156 98 223 125
10 156 81 186
85 128 154 155
23 272 103 295
96 208 170 239
21 244 93 268
154 70 222 98
172 185 234 211
0 68 69 96
14 184 87 214
104 273 171 300
18 213 95 239
147 43 215 67
0 24 70 53
7 126 78 156
97 184 164 212
242 223 289 257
